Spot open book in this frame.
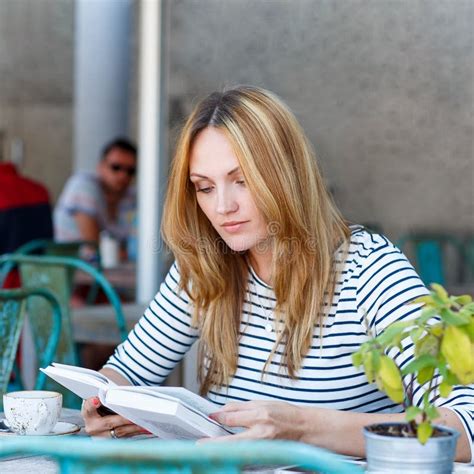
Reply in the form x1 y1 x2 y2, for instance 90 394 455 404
41 363 234 440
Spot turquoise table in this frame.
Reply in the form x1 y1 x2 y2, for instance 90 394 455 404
0 410 363 473
0 409 363 474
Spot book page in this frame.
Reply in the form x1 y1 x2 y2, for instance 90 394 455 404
99 388 231 439
112 386 241 434
121 386 219 415
142 387 220 415
40 364 115 399
51 363 115 386
105 403 205 440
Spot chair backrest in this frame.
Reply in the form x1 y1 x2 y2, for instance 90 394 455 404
0 438 363 473
0 255 127 408
0 287 62 409
397 234 463 286
14 239 81 257
1 239 102 304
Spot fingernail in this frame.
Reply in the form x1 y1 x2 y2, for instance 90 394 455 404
140 429 152 434
92 398 100 406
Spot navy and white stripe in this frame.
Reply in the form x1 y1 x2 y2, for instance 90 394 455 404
105 227 473 459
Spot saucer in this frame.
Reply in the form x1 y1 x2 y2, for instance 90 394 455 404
0 419 80 436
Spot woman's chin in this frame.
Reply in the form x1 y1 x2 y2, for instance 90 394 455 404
221 238 252 254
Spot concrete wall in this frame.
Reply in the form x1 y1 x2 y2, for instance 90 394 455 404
167 0 474 242
0 0 74 202
1 0 472 243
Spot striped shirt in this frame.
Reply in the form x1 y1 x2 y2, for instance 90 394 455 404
105 227 473 460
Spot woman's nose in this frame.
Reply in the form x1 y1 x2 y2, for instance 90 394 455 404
216 189 238 214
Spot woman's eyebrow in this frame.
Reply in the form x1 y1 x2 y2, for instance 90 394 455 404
190 167 240 179
227 166 240 176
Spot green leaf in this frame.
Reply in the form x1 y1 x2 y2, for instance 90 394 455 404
466 320 474 342
441 325 474 385
392 332 406 352
430 323 443 337
432 293 448 307
410 327 424 344
441 369 460 386
375 321 412 346
417 422 434 444
417 366 435 385
401 354 438 376
411 295 434 306
405 406 422 422
431 283 449 301
372 350 381 372
422 392 430 409
439 308 471 326
439 381 453 398
415 334 440 357
455 295 473 305
352 352 363 367
417 308 438 325
425 405 440 421
460 302 474 313
363 352 375 383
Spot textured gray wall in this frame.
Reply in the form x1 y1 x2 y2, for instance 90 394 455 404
167 0 474 242
0 0 472 243
0 0 74 201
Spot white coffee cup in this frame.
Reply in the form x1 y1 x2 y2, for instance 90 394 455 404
3 390 62 435
100 232 119 268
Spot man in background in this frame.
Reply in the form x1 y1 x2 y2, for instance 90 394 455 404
54 137 137 370
54 137 137 246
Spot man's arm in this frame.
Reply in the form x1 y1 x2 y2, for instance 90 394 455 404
74 212 100 242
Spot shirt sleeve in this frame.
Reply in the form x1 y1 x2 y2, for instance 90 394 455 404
356 238 474 463
61 174 102 218
104 262 199 386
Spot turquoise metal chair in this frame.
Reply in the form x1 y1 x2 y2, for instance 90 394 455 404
0 255 127 408
397 234 463 286
5 238 102 304
14 239 85 257
0 287 62 409
0 438 363 473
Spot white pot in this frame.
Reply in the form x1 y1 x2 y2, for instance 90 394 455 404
364 422 459 473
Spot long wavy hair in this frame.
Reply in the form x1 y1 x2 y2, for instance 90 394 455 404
162 86 350 395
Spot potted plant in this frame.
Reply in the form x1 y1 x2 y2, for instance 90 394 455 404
352 284 474 473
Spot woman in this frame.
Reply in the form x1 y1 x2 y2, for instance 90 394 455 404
82 86 472 462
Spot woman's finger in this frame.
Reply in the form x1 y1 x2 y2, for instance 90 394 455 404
82 397 103 418
217 401 256 413
210 408 257 428
111 424 152 439
199 428 257 443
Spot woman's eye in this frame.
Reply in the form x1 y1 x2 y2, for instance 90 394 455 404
196 187 212 194
236 180 245 186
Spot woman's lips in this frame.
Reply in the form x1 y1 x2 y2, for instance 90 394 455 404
222 221 248 233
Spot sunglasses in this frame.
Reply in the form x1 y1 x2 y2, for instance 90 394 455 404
108 163 136 177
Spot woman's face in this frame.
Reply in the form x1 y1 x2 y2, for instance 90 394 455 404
189 127 269 254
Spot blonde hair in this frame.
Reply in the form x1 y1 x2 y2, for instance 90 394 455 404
162 86 350 394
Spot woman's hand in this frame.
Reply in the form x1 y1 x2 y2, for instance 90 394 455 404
206 400 305 442
82 396 149 438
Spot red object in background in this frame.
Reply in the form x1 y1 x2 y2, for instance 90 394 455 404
0 163 51 209
0 162 53 255
2 268 20 289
